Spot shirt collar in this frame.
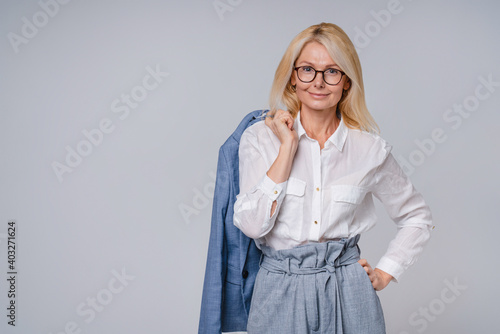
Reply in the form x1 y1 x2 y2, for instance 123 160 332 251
294 110 348 152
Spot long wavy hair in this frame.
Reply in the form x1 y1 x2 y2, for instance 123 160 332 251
268 22 379 134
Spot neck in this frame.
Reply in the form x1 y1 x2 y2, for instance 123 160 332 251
300 107 340 141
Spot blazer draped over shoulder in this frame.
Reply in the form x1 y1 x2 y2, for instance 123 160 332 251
198 109 269 333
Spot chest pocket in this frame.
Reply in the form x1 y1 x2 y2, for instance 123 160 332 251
273 177 306 241
328 185 366 236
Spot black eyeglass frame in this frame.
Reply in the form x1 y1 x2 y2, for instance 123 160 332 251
294 66 346 86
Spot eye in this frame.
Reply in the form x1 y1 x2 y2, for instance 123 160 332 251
326 68 340 74
301 66 314 72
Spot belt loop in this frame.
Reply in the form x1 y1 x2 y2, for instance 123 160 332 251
285 257 292 276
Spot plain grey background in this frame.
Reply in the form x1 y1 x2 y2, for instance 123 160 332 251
1 0 499 333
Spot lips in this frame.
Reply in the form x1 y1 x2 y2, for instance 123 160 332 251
308 92 329 98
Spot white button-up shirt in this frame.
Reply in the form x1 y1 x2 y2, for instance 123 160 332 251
233 111 434 281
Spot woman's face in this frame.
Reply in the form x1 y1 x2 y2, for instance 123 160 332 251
291 41 350 115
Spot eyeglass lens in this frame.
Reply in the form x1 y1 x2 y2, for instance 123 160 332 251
297 67 342 85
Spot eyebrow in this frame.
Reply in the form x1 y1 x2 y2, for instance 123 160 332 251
297 61 340 69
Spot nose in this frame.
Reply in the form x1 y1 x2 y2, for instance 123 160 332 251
313 71 325 87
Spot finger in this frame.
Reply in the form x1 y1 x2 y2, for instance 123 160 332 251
275 110 292 122
277 116 293 131
274 109 286 118
265 116 272 128
363 260 372 270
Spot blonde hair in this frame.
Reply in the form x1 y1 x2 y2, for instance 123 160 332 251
268 22 379 134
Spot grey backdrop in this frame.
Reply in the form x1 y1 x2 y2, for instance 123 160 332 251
1 0 499 333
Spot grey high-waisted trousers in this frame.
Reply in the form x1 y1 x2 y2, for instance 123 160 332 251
246 235 386 334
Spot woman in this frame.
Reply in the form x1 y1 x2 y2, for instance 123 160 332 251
233 22 434 334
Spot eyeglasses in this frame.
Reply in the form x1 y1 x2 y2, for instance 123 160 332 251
294 66 346 86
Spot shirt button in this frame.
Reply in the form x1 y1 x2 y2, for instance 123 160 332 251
314 220 318 224
242 270 249 279
274 190 278 194
316 187 320 191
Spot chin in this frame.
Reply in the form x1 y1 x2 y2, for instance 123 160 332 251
302 102 338 112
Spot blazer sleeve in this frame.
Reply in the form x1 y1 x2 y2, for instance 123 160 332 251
198 146 230 334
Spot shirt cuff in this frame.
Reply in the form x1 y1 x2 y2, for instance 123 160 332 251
258 173 288 201
375 257 405 283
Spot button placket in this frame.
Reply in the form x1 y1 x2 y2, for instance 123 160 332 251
310 140 322 240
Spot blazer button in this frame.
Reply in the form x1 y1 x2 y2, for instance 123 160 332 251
242 270 249 279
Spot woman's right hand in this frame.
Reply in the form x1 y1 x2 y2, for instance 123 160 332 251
265 109 299 150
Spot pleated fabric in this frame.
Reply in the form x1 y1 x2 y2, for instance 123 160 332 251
247 235 386 334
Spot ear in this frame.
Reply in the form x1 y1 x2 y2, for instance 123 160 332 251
343 78 351 91
290 75 296 86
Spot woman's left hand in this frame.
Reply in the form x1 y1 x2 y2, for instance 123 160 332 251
358 259 393 291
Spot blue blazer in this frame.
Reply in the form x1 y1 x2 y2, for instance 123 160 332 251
198 109 269 333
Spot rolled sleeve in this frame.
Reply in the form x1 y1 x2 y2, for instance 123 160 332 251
234 173 288 239
260 173 288 202
233 127 288 240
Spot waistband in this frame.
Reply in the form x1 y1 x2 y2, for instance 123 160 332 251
259 235 361 275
